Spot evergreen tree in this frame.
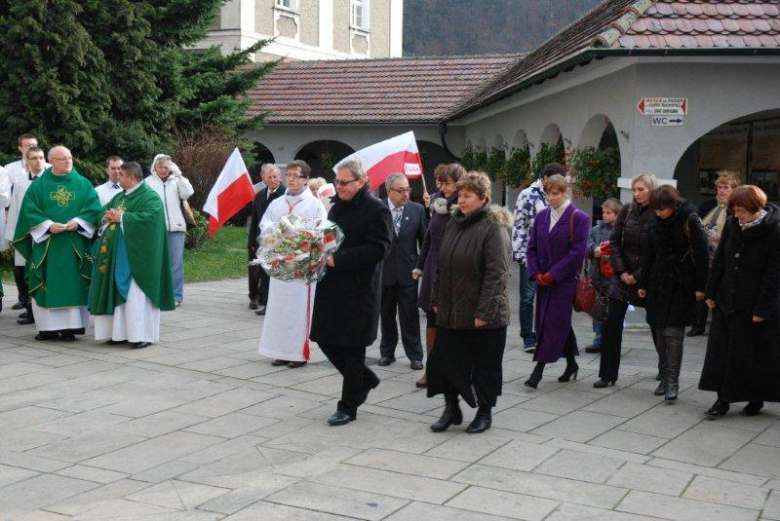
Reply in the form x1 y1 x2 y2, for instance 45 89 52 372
0 0 275 180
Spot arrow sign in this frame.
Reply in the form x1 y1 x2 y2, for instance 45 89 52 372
638 97 688 116
652 116 684 127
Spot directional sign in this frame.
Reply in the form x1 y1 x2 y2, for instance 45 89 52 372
637 97 688 116
651 116 684 127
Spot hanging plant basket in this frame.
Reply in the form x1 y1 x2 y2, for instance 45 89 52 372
571 146 621 199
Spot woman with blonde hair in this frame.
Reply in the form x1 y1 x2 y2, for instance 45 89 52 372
145 154 194 306
688 170 741 337
594 171 659 388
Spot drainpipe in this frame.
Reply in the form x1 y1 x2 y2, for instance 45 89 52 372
438 122 460 161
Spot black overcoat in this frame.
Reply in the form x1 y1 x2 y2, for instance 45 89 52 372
247 184 285 249
309 185 392 347
699 204 780 402
607 202 654 305
639 201 709 328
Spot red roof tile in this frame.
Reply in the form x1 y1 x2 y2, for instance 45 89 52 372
246 55 519 124
450 0 780 120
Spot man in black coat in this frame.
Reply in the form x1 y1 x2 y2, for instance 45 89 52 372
378 173 427 369
247 164 284 314
310 159 392 426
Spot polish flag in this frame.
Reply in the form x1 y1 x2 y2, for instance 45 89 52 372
333 131 423 188
203 148 256 236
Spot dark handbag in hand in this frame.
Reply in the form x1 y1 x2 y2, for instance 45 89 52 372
574 267 597 313
587 289 609 322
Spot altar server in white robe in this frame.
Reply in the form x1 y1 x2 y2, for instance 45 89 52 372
258 160 327 368
5 147 47 323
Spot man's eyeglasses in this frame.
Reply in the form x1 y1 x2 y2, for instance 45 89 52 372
286 174 308 180
389 187 412 194
335 178 360 187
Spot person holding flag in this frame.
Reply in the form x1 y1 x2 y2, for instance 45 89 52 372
89 162 176 349
258 160 327 368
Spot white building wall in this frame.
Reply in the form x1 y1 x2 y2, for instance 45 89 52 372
456 56 780 205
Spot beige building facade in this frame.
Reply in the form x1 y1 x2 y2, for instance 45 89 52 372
200 0 403 61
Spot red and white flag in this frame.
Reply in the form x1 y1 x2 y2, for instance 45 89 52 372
203 148 256 236
333 131 423 188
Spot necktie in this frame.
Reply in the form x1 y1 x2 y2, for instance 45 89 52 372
393 207 404 234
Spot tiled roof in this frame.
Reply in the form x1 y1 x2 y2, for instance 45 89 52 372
450 0 780 120
247 55 520 124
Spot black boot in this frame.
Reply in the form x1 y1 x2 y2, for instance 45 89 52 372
524 362 545 389
431 395 462 432
558 344 579 382
705 399 730 418
664 333 683 403
17 304 34 325
652 328 669 395
465 405 492 434
743 401 764 416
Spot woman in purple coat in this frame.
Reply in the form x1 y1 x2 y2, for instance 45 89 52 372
525 175 590 389
413 163 465 388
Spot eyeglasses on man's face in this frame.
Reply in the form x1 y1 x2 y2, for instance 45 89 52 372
335 178 360 187
389 187 411 194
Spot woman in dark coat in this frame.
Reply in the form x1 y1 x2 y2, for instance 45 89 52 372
638 185 709 403
427 172 512 434
700 185 780 418
413 163 465 388
524 174 590 389
594 172 658 388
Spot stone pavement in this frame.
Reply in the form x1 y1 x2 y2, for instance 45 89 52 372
1 275 779 521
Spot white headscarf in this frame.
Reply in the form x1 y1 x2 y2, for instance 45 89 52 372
150 153 182 178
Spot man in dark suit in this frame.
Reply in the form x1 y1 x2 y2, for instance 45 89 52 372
378 173 427 369
310 159 392 426
247 163 284 314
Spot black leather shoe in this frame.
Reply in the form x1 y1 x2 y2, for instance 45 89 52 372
357 379 380 407
705 400 730 418
12 301 25 310
327 411 354 426
132 342 152 349
249 299 259 310
19 311 28 319
106 340 129 345
255 306 266 316
35 332 59 341
287 361 307 369
654 381 667 396
17 317 34 325
60 333 77 342
431 399 462 432
466 407 492 434
410 360 424 370
377 356 395 366
584 345 601 354
593 379 616 389
271 359 289 366
686 327 705 337
743 401 764 416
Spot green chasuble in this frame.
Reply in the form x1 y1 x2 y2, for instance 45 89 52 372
89 182 175 314
13 168 102 308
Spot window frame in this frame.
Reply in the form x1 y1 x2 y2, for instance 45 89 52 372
351 0 370 31
275 0 298 13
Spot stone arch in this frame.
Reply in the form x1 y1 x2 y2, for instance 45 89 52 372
295 140 355 181
539 123 563 146
674 108 780 203
417 140 454 198
512 130 529 149
577 114 623 218
250 142 275 181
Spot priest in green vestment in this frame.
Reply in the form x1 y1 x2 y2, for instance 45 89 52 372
89 161 175 349
12 146 102 342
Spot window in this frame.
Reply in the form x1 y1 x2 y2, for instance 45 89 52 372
275 0 297 12
351 0 369 30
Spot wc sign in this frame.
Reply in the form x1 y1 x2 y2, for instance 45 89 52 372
651 116 684 127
